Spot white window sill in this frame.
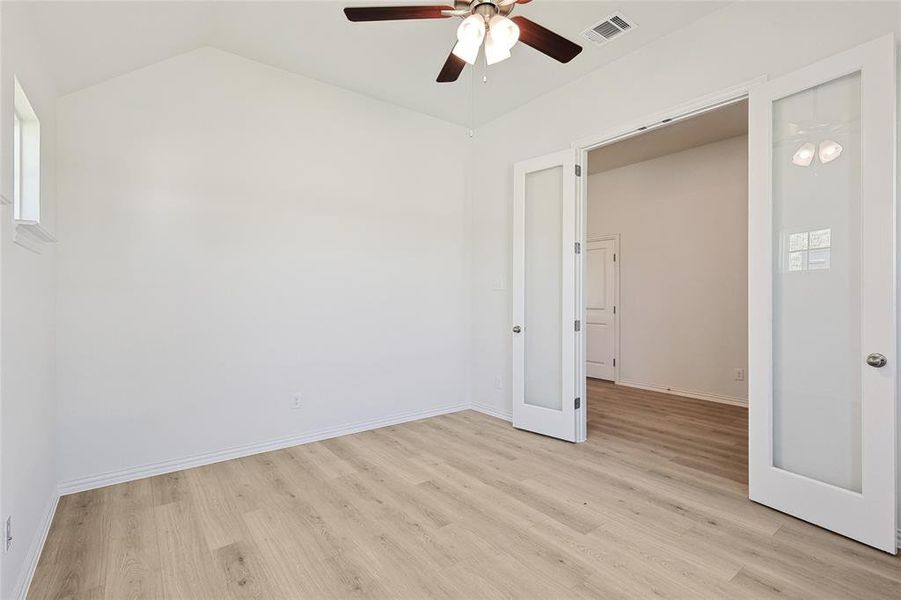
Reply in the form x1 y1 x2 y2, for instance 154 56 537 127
14 220 56 254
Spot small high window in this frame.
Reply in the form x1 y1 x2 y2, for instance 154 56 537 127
13 76 40 223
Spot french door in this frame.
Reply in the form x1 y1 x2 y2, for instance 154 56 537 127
749 35 897 552
512 150 579 441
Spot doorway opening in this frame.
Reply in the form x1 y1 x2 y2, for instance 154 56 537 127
584 99 750 484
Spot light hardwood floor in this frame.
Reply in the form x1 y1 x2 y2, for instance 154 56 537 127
30 381 901 599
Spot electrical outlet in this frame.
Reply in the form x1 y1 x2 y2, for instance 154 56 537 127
5 516 11 553
735 368 745 382
494 376 504 390
290 395 302 410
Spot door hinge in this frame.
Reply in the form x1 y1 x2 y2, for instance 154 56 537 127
575 397 581 409
575 242 581 254
575 164 582 177
613 305 616 315
575 320 581 332
613 358 616 367
613 253 617 262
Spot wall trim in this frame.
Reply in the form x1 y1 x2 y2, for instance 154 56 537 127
471 401 513 422
58 402 469 495
14 220 56 254
616 379 748 407
13 492 59 600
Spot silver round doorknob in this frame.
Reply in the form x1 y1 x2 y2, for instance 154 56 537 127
512 325 522 333
866 353 887 368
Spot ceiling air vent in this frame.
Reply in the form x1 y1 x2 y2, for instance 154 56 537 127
581 12 636 46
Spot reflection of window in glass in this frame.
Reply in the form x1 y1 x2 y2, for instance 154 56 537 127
786 229 832 271
789 231 808 251
788 250 806 271
809 228 831 249
787 228 831 272
808 248 831 270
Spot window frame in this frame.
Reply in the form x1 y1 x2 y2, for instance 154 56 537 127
12 110 22 217
11 76 55 252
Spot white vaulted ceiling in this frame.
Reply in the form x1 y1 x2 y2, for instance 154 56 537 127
19 0 728 126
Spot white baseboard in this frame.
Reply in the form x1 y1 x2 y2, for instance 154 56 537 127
58 403 469 495
471 402 512 422
13 492 60 600
616 379 748 407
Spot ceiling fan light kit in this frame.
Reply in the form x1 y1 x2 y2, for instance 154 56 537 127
484 30 512 66
452 14 486 64
457 14 486 45
452 38 480 64
344 0 582 82
489 14 520 49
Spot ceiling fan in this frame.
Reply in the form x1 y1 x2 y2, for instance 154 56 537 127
344 1 583 83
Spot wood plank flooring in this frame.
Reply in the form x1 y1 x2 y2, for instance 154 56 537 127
29 381 901 599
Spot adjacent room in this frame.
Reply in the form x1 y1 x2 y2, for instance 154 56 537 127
585 101 750 484
2 1 901 599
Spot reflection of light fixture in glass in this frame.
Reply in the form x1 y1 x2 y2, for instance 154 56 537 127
484 31 511 65
792 142 816 167
818 139 843 164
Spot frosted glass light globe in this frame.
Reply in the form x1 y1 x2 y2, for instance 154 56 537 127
457 15 486 45
489 15 520 50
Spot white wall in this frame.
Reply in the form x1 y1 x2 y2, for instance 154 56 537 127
55 47 470 489
0 3 59 598
588 135 748 403
467 1 901 522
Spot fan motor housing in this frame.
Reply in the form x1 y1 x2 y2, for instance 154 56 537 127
455 1 515 18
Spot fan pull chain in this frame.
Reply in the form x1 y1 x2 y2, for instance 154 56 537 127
470 65 477 137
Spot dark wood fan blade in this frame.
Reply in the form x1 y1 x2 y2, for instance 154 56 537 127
344 5 454 22
436 48 466 83
511 16 582 63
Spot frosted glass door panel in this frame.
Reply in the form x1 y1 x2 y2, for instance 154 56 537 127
512 148 577 441
771 72 862 492
524 166 564 411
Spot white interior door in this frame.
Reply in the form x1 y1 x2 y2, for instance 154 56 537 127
513 149 579 442
586 238 617 381
749 34 897 552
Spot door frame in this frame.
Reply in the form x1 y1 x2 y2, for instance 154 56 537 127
585 234 620 384
570 76 766 442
